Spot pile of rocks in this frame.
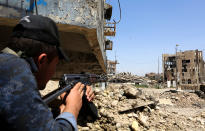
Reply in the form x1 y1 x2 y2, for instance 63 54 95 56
41 81 205 131
77 83 205 131
108 72 141 83
108 72 160 88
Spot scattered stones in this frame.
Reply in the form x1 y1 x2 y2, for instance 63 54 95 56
158 98 173 105
137 113 149 128
94 88 102 95
124 85 139 98
131 121 139 131
108 72 142 83
81 127 89 131
107 72 161 88
111 100 118 107
116 123 122 128
42 81 205 131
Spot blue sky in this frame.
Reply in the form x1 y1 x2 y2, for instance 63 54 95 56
106 0 205 76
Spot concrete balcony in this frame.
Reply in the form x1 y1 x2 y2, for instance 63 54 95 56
104 22 116 36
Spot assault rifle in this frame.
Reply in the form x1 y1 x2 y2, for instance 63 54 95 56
42 74 107 120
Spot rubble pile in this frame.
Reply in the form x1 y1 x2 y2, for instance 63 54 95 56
108 72 159 88
42 81 205 131
108 72 142 83
78 83 205 131
159 90 205 108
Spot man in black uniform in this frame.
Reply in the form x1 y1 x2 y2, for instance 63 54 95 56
0 15 94 131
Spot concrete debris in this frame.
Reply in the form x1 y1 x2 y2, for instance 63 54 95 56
131 121 139 131
123 84 140 98
118 101 157 114
77 83 205 131
108 72 142 83
158 98 173 106
108 72 161 88
137 113 149 129
42 81 205 131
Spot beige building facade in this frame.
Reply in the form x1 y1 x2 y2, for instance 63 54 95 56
163 50 205 90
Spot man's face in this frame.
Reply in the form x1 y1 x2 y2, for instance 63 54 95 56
35 55 59 90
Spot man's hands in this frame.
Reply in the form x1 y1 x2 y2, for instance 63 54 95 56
59 83 95 120
85 86 95 102
60 82 84 120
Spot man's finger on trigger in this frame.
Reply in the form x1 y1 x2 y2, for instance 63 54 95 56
60 92 66 96
60 92 67 99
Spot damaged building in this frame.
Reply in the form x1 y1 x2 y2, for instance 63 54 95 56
107 60 118 75
0 0 116 78
163 50 205 90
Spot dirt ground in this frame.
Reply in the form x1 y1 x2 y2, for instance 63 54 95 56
41 81 205 131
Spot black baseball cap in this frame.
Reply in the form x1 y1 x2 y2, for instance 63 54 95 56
12 15 69 61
